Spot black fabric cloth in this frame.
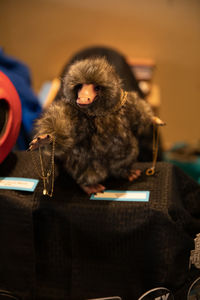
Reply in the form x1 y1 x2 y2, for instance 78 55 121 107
0 151 200 300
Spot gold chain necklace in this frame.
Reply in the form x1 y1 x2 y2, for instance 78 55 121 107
94 89 128 117
146 123 159 176
112 89 128 112
30 136 55 197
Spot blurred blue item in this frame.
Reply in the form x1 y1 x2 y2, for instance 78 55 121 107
164 141 200 183
0 48 42 150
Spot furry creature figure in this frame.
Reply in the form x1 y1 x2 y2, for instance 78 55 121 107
29 57 164 194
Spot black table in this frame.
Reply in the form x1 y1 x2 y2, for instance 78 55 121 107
0 151 200 300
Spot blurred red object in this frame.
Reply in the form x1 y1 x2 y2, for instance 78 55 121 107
0 71 22 163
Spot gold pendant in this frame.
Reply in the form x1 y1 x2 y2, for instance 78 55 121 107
146 167 155 176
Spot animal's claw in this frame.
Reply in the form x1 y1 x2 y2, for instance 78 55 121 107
128 169 141 182
152 116 166 126
81 183 106 195
27 134 52 151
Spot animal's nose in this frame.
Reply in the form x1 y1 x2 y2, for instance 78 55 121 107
77 84 96 104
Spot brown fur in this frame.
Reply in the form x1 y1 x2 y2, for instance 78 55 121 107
34 58 153 186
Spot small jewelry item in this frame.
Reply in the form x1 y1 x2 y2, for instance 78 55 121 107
146 123 159 176
30 135 55 197
146 166 155 176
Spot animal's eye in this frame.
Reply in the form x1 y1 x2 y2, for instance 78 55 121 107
75 84 82 91
94 85 101 92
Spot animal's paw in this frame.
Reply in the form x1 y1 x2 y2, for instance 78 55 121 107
152 116 166 126
128 169 141 182
28 134 53 151
81 183 106 195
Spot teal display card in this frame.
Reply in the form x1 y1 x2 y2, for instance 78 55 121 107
0 177 39 192
90 190 150 202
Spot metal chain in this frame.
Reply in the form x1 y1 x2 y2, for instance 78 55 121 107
146 123 159 176
30 136 55 197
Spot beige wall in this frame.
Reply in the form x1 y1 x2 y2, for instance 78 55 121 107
1 0 200 148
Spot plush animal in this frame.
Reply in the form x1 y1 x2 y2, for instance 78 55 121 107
29 57 164 194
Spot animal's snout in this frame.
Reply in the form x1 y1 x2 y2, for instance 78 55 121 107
77 84 96 105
